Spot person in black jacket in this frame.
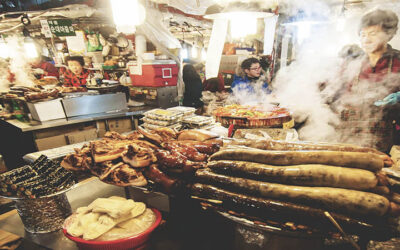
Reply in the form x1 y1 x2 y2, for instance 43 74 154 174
183 64 204 108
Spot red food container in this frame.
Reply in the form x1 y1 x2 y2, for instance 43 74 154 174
128 60 178 87
63 208 161 250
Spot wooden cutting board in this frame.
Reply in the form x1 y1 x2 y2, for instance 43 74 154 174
0 229 20 249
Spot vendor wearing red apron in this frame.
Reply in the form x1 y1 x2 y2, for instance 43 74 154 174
61 56 90 87
338 9 400 153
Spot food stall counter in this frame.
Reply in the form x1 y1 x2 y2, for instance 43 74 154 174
0 106 154 169
3 106 154 132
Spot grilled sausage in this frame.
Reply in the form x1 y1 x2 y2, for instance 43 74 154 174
143 165 180 193
191 183 394 237
207 161 378 190
195 169 390 217
231 139 392 167
209 149 384 171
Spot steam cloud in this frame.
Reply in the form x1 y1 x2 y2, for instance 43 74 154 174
229 0 400 150
0 36 35 92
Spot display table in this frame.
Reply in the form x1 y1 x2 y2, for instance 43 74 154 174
0 106 153 169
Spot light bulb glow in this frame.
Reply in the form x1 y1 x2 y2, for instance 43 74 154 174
24 42 38 58
181 48 188 59
110 0 146 34
191 46 198 58
201 48 207 61
229 12 257 38
296 21 312 44
336 17 346 32
0 42 9 58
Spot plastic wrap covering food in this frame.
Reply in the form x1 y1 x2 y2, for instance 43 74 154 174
144 109 183 121
142 117 177 126
143 122 181 131
182 115 214 128
167 106 196 117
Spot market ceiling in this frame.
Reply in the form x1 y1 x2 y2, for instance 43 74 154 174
0 0 97 13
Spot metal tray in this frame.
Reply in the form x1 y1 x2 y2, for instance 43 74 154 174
215 113 292 128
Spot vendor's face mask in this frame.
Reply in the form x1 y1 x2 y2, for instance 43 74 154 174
68 61 83 75
360 25 390 54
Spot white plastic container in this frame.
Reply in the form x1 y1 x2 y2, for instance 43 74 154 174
27 98 66 121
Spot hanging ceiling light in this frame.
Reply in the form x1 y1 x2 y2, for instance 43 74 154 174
110 0 146 34
24 38 38 59
204 2 274 20
191 45 198 58
204 2 274 38
0 41 9 58
201 48 207 61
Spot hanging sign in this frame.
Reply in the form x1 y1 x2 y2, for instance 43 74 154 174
47 19 76 37
40 20 53 38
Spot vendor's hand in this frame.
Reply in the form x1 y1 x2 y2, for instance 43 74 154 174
374 92 400 106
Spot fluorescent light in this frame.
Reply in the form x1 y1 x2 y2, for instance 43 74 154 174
229 13 258 38
24 42 38 58
110 0 146 34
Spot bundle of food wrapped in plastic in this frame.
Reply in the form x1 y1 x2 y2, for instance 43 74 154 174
192 139 400 239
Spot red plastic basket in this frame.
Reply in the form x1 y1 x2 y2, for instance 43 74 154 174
63 208 161 250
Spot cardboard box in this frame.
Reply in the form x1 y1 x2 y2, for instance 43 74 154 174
96 120 107 137
96 118 132 137
27 98 66 121
65 128 98 144
35 124 95 139
35 134 68 151
108 118 132 133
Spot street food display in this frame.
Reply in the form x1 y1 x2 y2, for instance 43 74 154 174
0 155 76 198
61 128 221 192
191 139 400 239
142 108 216 130
1 86 88 103
141 109 183 131
213 104 292 128
33 78 59 86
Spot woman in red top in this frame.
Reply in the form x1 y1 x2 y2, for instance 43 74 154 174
61 56 90 87
32 56 59 79
336 9 400 153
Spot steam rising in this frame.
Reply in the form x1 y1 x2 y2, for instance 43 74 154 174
228 0 400 149
0 36 35 92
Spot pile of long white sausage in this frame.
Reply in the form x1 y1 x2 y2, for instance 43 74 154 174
191 139 400 239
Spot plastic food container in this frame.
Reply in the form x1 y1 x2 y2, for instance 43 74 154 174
167 106 196 116
144 109 183 121
143 122 181 131
182 115 214 127
63 208 162 250
142 117 177 126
